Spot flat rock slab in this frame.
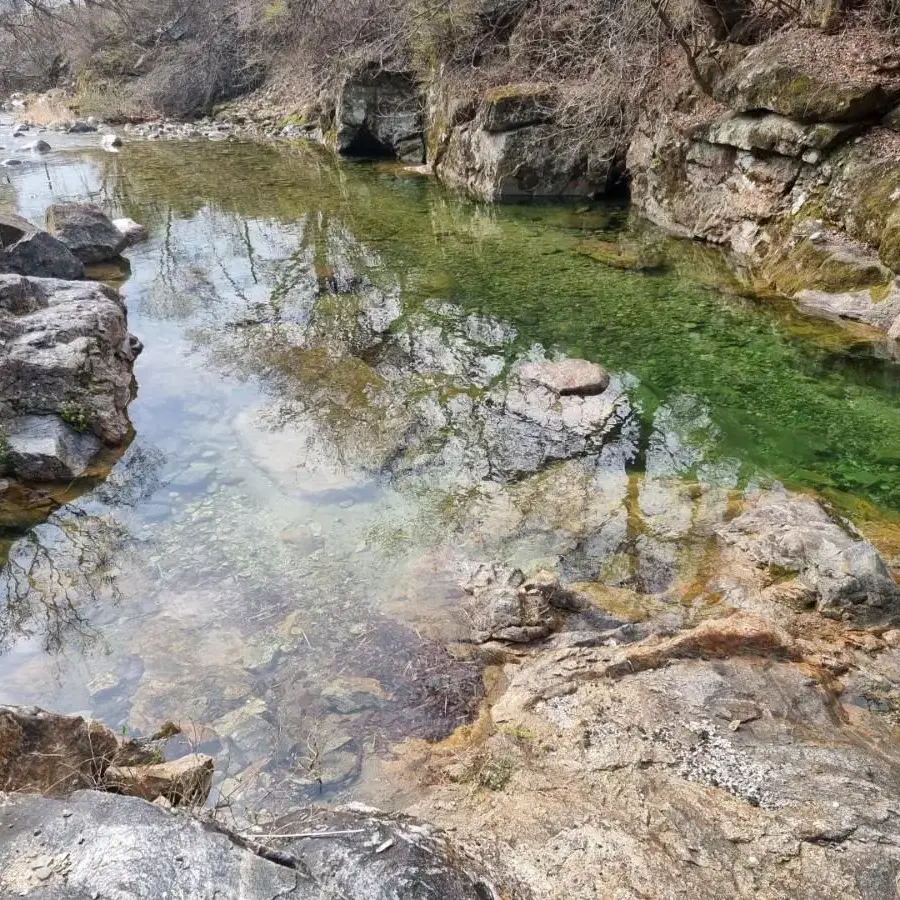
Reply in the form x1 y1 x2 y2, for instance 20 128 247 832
0 791 506 899
0 791 309 900
518 358 610 396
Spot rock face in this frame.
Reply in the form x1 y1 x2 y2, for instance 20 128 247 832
45 203 127 265
332 66 424 162
627 28 900 336
434 83 617 201
0 791 507 899
717 32 897 123
0 274 141 480
0 213 84 281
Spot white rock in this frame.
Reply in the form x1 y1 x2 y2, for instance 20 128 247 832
113 217 148 246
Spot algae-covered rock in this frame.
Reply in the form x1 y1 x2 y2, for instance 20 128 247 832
754 223 900 333
821 131 900 274
575 237 666 273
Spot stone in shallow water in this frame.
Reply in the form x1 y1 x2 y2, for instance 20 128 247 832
104 753 213 806
45 202 126 265
518 358 610 396
0 213 84 280
112 217 147 246
3 415 102 481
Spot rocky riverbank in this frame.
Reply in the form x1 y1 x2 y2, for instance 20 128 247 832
5 478 900 897
0 707 507 899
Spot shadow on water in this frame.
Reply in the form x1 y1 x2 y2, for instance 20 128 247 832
3 136 900 813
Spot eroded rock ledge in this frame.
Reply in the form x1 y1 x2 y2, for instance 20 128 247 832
627 27 900 337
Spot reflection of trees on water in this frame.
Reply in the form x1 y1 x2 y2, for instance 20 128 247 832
0 509 126 655
0 446 164 656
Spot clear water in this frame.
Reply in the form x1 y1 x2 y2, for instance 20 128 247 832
2 132 900 813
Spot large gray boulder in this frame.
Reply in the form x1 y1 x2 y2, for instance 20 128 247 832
0 274 141 480
0 791 506 899
0 212 84 280
45 203 127 265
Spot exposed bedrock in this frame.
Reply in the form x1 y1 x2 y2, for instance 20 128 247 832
627 27 900 336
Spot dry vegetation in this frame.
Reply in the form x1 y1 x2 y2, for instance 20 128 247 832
2 0 899 137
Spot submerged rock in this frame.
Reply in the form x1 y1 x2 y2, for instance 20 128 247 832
518 359 610 396
45 203 127 265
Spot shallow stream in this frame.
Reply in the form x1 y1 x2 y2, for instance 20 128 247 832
3 126 900 814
